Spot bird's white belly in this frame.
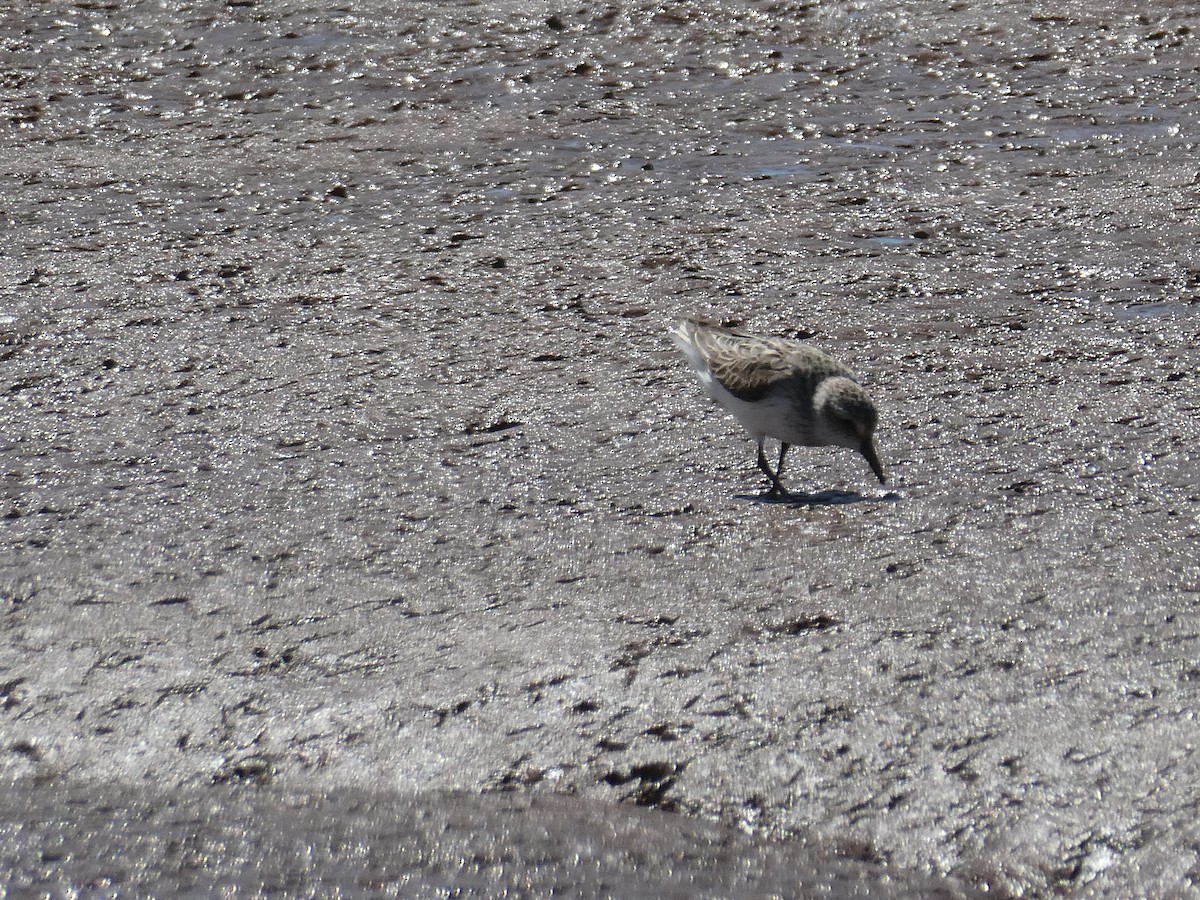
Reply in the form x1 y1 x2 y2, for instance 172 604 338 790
704 379 812 445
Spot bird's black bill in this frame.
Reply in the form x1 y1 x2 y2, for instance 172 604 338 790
861 440 886 485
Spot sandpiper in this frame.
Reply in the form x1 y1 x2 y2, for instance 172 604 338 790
671 317 885 494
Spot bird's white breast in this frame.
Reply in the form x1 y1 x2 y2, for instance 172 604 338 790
704 378 813 445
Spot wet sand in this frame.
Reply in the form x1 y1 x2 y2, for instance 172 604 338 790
1 0 1198 895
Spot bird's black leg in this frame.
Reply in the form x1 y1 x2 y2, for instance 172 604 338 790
757 439 786 495
776 443 790 489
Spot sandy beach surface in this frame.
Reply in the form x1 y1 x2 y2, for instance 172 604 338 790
2 1 1198 895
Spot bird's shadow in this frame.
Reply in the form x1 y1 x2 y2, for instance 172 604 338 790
736 488 902 507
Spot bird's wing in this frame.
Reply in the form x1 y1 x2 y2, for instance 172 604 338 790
684 321 849 401
705 341 798 401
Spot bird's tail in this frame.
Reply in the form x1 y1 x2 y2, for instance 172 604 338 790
670 319 720 399
669 319 708 373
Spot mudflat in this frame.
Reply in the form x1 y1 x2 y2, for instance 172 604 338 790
1 1 1198 895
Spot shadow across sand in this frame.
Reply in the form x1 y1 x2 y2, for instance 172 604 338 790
0 781 974 899
738 489 904 507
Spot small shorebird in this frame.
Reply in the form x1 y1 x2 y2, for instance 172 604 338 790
671 317 885 494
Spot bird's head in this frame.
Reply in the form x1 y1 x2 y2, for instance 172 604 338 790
814 377 886 484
